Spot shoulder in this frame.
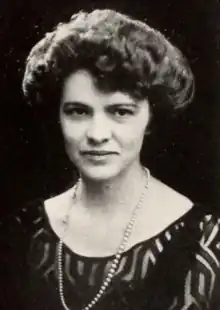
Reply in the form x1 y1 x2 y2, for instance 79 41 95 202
138 176 193 235
149 178 220 251
0 199 44 308
181 208 220 308
44 187 75 220
0 198 44 245
149 176 193 211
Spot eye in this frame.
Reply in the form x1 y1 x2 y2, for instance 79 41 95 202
62 104 90 117
69 107 88 116
110 107 135 118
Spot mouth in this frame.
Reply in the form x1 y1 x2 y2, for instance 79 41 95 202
80 150 118 163
81 150 118 156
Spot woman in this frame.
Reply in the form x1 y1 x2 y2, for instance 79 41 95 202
1 8 220 310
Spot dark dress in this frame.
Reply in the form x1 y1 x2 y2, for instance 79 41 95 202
1 200 220 310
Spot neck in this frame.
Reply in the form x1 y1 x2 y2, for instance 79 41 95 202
75 163 149 215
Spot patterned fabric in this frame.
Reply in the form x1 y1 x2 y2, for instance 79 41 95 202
1 201 220 310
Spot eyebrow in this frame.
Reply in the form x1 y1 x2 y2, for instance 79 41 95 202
62 100 138 107
61 101 90 108
108 103 138 109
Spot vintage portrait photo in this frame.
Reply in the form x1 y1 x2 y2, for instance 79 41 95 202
1 0 220 309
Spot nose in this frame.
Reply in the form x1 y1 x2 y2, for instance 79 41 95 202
86 115 111 144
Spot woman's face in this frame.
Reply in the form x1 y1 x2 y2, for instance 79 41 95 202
59 69 150 181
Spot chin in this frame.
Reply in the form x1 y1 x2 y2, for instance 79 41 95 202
78 164 123 182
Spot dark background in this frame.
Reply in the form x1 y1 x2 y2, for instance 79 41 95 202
1 0 220 216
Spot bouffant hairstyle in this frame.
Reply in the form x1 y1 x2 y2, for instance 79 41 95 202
22 9 194 117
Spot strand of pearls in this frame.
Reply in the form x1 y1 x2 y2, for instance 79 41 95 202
57 168 150 310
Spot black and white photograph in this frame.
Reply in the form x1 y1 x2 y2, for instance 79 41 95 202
1 0 220 309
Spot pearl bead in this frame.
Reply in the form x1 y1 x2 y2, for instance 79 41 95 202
113 259 119 265
105 278 111 284
118 248 124 255
109 267 115 273
111 263 117 268
122 238 128 244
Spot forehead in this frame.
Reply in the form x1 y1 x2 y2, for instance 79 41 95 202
61 69 135 104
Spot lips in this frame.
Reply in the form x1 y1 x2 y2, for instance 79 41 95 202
81 150 117 156
80 150 118 164
81 150 118 155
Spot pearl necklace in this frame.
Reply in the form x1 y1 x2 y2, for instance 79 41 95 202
57 168 150 310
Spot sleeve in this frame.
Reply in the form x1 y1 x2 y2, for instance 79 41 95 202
0 204 40 310
198 213 220 310
174 210 220 310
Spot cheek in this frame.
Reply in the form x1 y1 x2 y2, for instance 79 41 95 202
128 113 149 141
59 123 80 157
119 113 150 153
60 121 72 142
119 122 146 152
60 120 82 143
60 123 81 163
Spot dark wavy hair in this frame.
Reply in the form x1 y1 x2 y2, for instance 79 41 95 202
22 9 194 118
